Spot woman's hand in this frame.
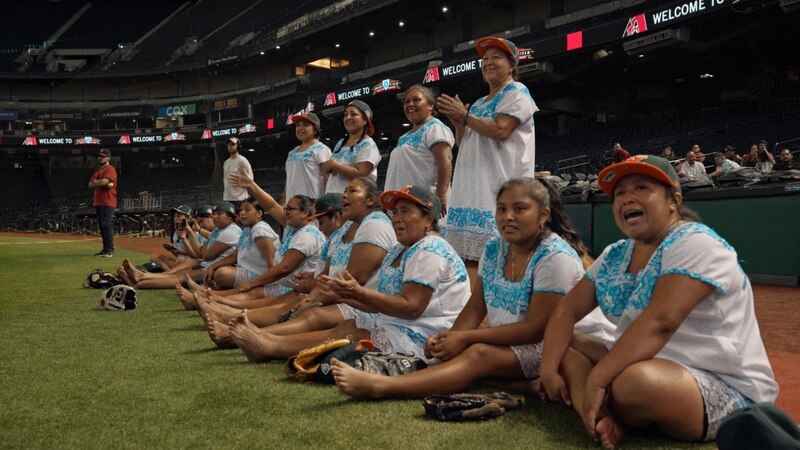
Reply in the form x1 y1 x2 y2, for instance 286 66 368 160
228 172 254 189
581 378 609 441
437 195 448 218
424 334 441 359
538 371 572 406
320 160 338 175
318 271 362 299
436 94 469 124
427 330 469 361
292 271 316 294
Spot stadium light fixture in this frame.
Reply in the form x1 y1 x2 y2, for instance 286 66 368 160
402 123 411 127
260 51 265 55
369 31 375 37
399 21 405 27
442 6 448 12
276 45 281 49
335 43 340 48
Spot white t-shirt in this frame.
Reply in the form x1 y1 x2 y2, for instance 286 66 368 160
446 82 538 261
264 224 327 297
173 230 205 261
285 141 332 200
324 137 381 194
201 223 242 268
384 118 454 191
369 235 471 361
237 221 280 275
680 161 706 178
326 211 396 288
585 222 778 403
223 154 253 201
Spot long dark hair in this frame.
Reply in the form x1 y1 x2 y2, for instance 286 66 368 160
351 177 383 213
496 176 590 259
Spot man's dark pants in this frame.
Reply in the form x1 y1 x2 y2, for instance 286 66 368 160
95 206 115 252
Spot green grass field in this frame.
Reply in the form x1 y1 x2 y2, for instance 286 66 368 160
0 235 713 449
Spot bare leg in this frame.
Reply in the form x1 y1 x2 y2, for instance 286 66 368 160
229 313 367 362
185 275 208 294
213 266 236 289
261 305 345 336
196 293 241 323
332 343 524 400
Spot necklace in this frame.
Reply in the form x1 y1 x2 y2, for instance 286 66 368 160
510 244 535 281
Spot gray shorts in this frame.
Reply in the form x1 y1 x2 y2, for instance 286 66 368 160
683 366 752 441
510 342 543 379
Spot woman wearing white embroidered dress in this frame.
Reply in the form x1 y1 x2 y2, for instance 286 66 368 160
322 100 381 195
437 36 538 266
537 156 777 448
226 185 471 363
285 112 331 200
330 177 612 399
201 197 279 290
384 85 453 217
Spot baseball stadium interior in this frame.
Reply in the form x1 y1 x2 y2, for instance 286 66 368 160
1 0 798 269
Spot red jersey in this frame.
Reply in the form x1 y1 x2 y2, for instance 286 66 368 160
91 164 118 208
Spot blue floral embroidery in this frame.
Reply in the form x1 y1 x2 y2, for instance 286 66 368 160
447 207 497 234
594 222 738 318
470 83 532 119
277 225 326 259
396 119 445 149
482 235 580 320
390 324 428 346
328 222 354 269
377 244 405 295
286 142 326 163
331 138 376 164
237 227 253 251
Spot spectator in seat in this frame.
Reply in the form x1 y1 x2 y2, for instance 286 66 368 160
724 145 742 165
774 148 798 171
659 146 677 161
709 153 740 179
611 143 630 164
691 144 705 164
755 149 774 173
757 140 776 165
678 150 706 178
741 144 758 167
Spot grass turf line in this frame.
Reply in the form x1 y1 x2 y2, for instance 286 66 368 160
0 236 714 449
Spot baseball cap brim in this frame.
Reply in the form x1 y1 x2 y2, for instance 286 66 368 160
380 188 440 217
290 114 320 130
597 156 681 196
475 37 518 61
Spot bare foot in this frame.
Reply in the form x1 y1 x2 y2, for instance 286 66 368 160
203 313 236 348
185 274 206 293
197 294 240 323
596 415 624 449
229 312 273 362
331 358 386 399
117 268 136 287
176 282 196 310
121 259 141 284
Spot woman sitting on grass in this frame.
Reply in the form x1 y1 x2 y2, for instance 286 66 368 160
182 193 326 310
225 185 471 363
199 197 279 291
197 178 395 347
330 177 613 399
537 156 778 448
119 201 242 289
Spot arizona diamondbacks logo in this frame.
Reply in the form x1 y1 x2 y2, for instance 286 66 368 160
623 14 648 37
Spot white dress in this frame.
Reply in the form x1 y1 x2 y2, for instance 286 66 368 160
324 137 381 195
200 223 242 268
326 211 396 288
236 221 280 278
446 82 538 261
352 235 471 362
585 222 778 403
285 141 332 200
384 118 454 191
262 224 326 297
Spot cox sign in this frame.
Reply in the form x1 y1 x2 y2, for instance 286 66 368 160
157 104 197 117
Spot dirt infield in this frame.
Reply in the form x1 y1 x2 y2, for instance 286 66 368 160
3 230 798 421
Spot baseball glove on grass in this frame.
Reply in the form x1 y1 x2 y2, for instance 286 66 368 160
423 392 523 421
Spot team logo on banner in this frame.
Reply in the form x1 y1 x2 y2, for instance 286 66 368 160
324 92 337 106
518 48 535 61
77 136 101 145
201 129 212 140
623 13 648 37
372 79 401 95
422 67 440 84
22 136 38 146
118 135 131 145
164 132 186 142
238 124 256 134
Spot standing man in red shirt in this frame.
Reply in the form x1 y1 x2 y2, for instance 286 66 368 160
88 149 118 257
